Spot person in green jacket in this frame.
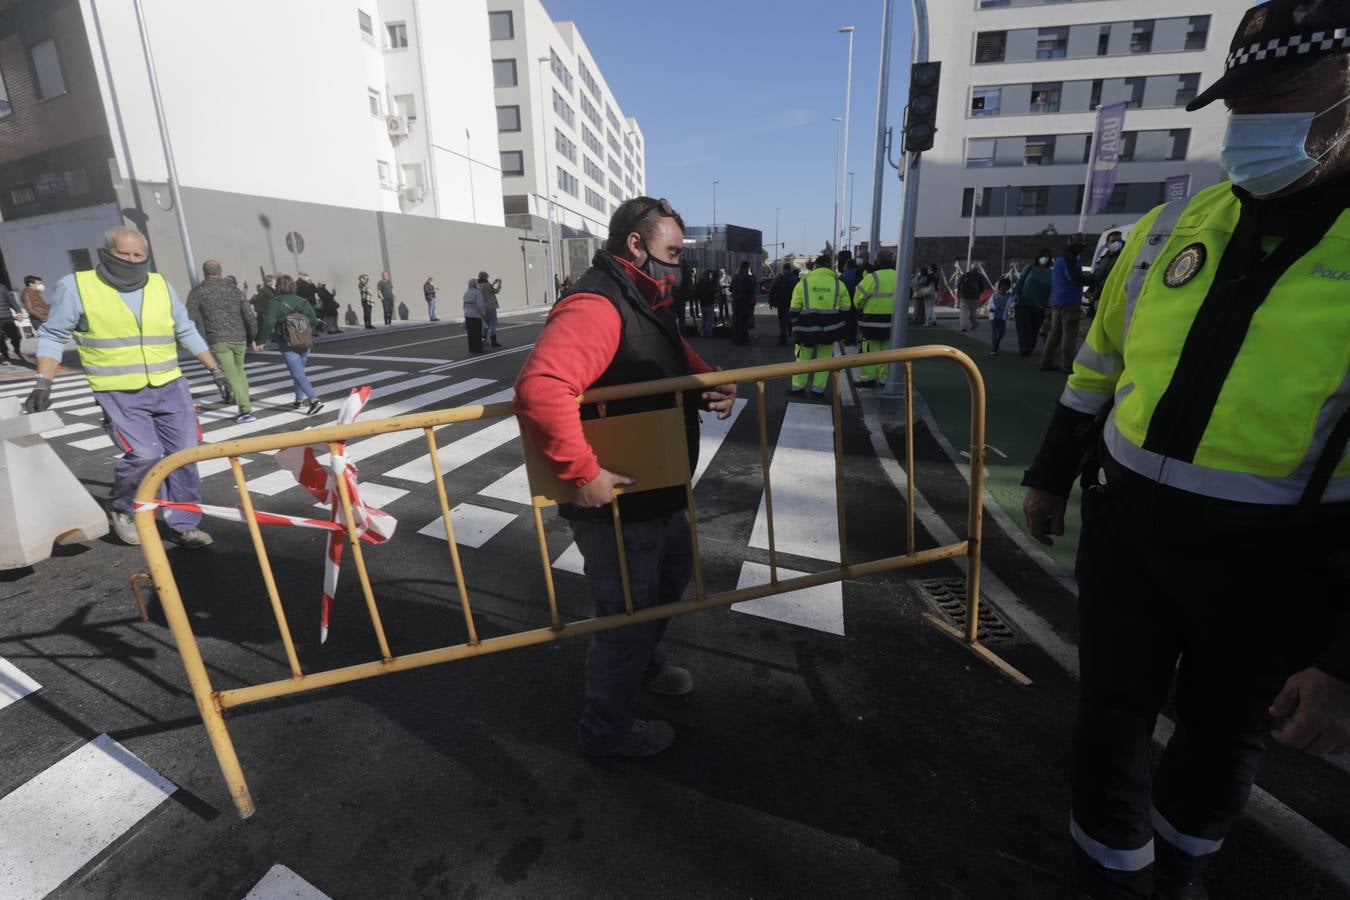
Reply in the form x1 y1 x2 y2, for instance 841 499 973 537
1013 249 1052 356
258 274 324 416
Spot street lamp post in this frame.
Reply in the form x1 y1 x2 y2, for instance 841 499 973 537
832 116 841 255
774 206 781 268
712 179 719 237
847 171 855 259
536 56 557 302
867 0 896 257
838 25 856 257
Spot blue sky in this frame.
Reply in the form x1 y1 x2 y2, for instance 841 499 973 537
542 0 916 257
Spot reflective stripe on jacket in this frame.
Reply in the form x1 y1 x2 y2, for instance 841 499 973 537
1063 182 1350 504
789 268 846 347
74 270 181 392
854 269 896 339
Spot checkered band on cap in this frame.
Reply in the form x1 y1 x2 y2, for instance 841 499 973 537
1226 27 1350 69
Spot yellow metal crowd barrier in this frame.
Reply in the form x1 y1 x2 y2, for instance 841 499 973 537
133 346 1013 818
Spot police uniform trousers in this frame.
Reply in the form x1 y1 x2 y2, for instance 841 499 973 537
1071 459 1348 898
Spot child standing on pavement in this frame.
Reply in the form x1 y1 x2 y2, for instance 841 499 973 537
988 276 1014 356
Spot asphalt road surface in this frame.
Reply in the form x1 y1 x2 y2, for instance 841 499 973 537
1 307 1347 899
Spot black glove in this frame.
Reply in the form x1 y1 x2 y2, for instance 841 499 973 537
23 379 52 413
210 367 232 403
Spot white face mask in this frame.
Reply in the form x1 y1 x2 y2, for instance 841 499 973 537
1037 256 1050 266
33 283 44 292
1108 241 1123 253
1220 94 1350 198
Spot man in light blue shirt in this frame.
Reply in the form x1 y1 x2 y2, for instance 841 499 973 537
25 227 228 548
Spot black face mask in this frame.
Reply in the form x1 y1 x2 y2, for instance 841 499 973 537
97 247 150 292
642 245 683 295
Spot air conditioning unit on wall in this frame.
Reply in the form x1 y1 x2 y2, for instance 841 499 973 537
387 115 409 138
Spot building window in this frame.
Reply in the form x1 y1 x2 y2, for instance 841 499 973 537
1096 24 1111 57
377 160 392 186
550 49 574 95
368 88 382 116
966 139 995 168
557 168 578 197
1030 83 1061 114
496 105 521 132
64 169 89 196
386 22 408 49
488 10 513 41
585 186 606 212
584 156 604 183
359 10 374 39
1129 20 1154 54
580 94 602 130
975 31 1006 63
1184 16 1210 51
1175 74 1200 107
68 248 92 271
28 38 66 100
971 88 1000 117
555 128 577 163
1025 136 1055 166
1018 187 1049 216
492 59 517 88
608 154 622 178
501 150 524 177
552 89 574 128
401 163 424 191
1168 129 1190 161
579 59 600 99
9 184 35 206
1035 27 1069 60
0 67 10 118
582 124 603 157
394 94 417 123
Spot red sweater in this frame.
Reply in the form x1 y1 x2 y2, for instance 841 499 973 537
514 255 714 487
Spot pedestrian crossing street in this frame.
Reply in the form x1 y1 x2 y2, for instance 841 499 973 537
21 363 853 635
2 362 863 898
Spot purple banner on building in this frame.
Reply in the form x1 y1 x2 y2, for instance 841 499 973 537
1088 102 1128 216
1164 174 1192 203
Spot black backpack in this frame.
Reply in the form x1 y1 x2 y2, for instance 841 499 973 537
957 270 985 299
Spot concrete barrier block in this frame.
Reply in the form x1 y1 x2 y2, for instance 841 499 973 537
0 397 109 569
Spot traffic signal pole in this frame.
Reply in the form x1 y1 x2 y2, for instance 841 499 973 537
881 0 931 403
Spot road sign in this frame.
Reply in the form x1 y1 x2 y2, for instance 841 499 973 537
285 231 305 255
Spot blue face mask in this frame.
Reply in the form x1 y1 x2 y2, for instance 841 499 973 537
1220 95 1350 198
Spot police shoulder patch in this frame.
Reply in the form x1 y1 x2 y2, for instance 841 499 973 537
1163 243 1206 288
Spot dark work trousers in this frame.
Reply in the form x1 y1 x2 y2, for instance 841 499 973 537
381 298 394 326
731 299 753 344
0 319 21 358
571 511 693 754
465 316 484 353
776 305 792 345
362 302 374 329
1071 473 1347 899
1015 305 1044 355
989 317 1007 352
95 377 202 532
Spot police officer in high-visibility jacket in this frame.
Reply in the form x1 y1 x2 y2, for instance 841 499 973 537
24 227 229 549
1021 3 1350 897
852 249 896 388
788 252 846 396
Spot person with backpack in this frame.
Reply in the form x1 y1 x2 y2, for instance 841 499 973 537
259 274 323 416
956 264 992 332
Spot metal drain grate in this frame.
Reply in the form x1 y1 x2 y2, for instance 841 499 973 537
913 577 1019 645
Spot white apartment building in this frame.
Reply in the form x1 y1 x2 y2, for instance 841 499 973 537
486 0 646 279
0 0 561 311
917 0 1246 267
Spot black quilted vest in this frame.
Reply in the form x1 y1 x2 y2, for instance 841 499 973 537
559 252 700 523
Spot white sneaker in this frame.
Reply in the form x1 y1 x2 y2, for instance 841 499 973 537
110 511 141 546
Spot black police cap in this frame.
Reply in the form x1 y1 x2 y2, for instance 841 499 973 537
1187 0 1350 111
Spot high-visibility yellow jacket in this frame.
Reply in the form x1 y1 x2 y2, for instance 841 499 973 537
1063 182 1350 505
789 267 846 347
74 270 182 392
854 268 896 340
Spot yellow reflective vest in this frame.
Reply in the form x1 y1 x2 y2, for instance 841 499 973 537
854 268 896 340
74 270 182 392
1064 182 1350 505
789 267 846 347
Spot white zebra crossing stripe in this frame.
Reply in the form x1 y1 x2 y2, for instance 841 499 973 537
0 734 175 900
383 389 517 483
243 864 332 900
25 363 276 408
417 502 516 549
479 464 532 505
731 561 845 635
0 657 40 712
314 482 408 511
40 420 101 440
0 362 272 400
242 377 496 496
748 402 840 563
548 399 748 572
48 366 317 417
191 368 367 425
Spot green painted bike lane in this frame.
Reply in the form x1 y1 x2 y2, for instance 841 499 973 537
903 320 1084 574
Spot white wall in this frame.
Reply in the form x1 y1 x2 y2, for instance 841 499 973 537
0 203 120 288
920 0 1244 238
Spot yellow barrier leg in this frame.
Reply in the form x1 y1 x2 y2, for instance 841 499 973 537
756 380 779 584
423 428 480 643
905 362 916 558
329 442 393 661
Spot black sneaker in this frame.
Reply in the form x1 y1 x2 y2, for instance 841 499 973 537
291 399 304 410
306 399 325 416
585 719 675 758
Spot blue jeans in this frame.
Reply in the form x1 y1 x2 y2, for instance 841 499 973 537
281 349 317 401
700 304 716 337
571 511 693 753
426 297 438 320
484 307 498 339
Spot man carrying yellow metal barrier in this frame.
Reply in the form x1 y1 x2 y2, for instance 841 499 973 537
788 252 846 397
515 196 736 758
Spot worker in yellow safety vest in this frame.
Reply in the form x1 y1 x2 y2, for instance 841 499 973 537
23 227 229 549
1021 2 1350 896
788 252 846 396
852 249 896 388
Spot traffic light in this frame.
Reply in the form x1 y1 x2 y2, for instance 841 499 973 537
904 61 941 154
